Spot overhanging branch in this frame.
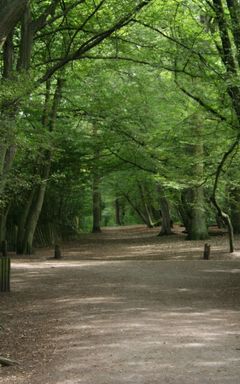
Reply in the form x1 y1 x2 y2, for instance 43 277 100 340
39 0 153 83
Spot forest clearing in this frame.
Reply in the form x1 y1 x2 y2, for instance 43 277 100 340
1 225 240 384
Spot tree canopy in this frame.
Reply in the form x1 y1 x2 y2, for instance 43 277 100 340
1 0 240 253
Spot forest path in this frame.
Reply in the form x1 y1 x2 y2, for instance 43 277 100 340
1 226 240 383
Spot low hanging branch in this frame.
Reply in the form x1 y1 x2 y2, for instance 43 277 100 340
210 137 240 253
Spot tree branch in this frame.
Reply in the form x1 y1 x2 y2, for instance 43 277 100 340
175 81 227 121
106 145 156 174
39 0 153 83
32 0 60 32
79 54 200 77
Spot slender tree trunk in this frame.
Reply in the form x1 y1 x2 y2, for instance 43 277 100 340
178 191 191 233
138 183 154 228
115 198 122 226
123 192 148 225
157 184 173 235
91 126 102 233
211 195 234 252
22 166 50 254
210 139 239 253
16 188 36 254
229 187 240 234
92 173 102 233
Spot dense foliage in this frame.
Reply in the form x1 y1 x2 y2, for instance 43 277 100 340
1 0 240 253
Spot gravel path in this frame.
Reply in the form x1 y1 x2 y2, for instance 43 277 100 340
1 226 240 383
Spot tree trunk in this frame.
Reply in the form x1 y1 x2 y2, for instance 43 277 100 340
0 0 27 47
21 166 50 254
115 198 122 226
229 187 240 234
0 204 11 242
92 173 102 233
16 188 36 254
138 183 154 228
123 192 148 225
187 186 208 240
17 2 33 71
210 138 239 253
211 195 234 253
0 31 17 195
159 196 173 235
157 185 173 235
178 192 192 233
184 113 208 240
181 187 208 240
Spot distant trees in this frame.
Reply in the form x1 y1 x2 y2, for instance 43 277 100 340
0 0 154 252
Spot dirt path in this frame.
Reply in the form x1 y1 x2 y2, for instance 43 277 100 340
1 226 240 383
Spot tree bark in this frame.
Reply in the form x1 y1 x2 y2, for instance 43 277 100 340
184 113 208 240
229 187 240 234
0 31 17 196
16 188 36 254
22 167 50 254
157 185 173 235
211 195 234 253
92 173 102 233
17 2 33 71
187 187 208 240
159 196 173 235
212 0 240 121
210 139 239 253
123 192 148 225
115 198 122 226
0 0 27 48
138 183 154 228
0 204 11 242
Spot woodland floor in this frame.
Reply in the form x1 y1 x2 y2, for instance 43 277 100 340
1 225 240 383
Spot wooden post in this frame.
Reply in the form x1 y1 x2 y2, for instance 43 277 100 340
203 243 211 260
0 256 10 292
54 244 62 259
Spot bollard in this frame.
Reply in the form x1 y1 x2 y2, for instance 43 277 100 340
203 243 211 260
54 244 62 259
0 240 10 292
0 257 10 292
